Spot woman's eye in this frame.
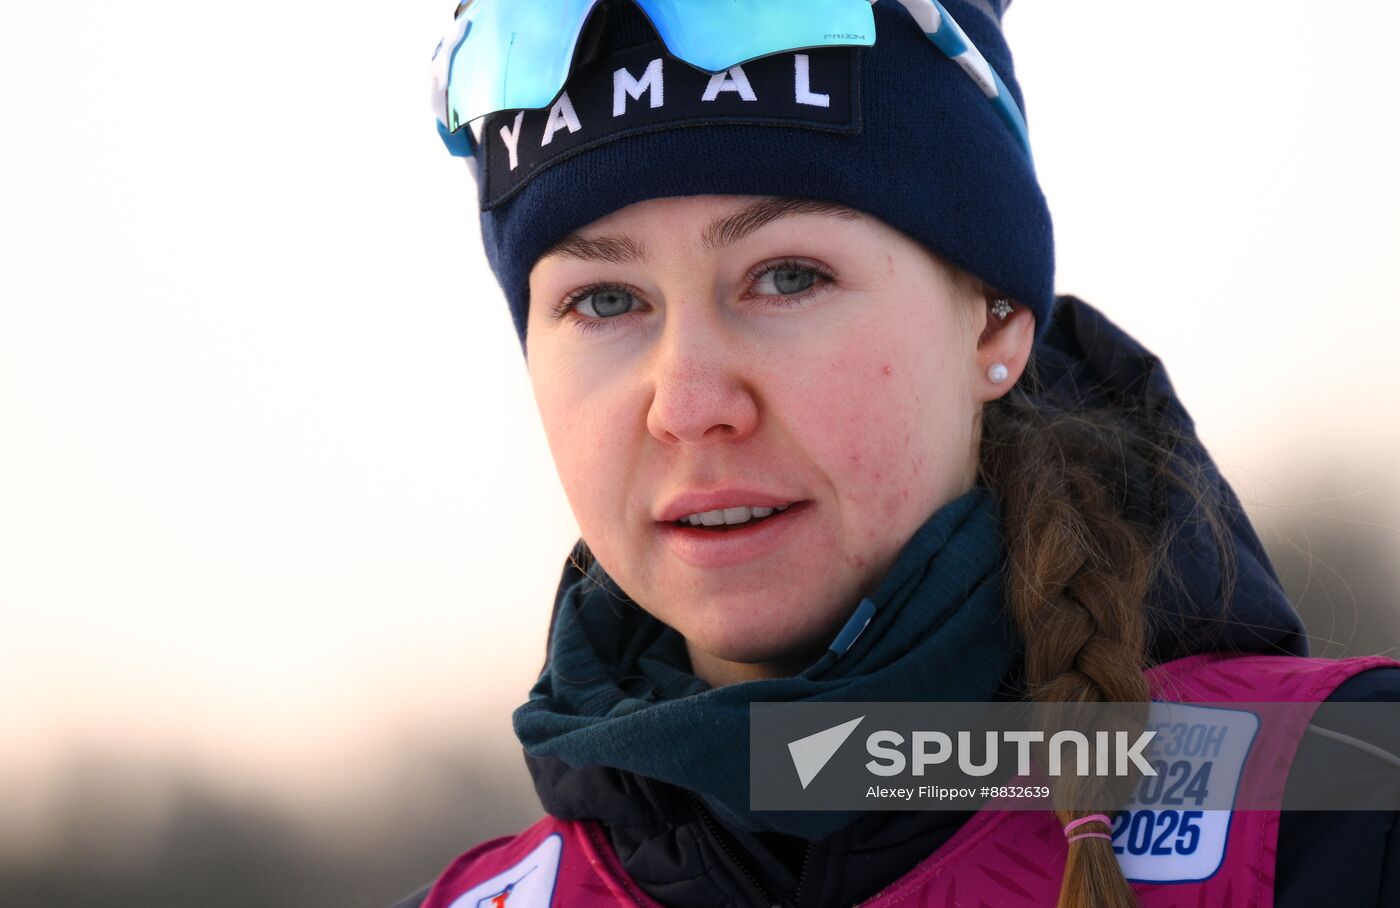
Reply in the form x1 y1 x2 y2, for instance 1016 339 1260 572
761 267 817 295
573 286 639 319
754 266 818 296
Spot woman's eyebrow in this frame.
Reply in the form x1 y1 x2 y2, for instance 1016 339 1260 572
539 233 647 265
538 198 860 264
700 197 860 251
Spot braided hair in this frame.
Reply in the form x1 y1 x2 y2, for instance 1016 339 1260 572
977 301 1238 908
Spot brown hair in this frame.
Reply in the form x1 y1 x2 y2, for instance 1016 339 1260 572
976 322 1238 908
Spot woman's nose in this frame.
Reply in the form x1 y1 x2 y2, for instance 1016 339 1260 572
644 315 760 446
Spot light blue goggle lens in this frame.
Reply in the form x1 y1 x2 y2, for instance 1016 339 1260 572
434 0 597 133
432 0 876 131
639 0 876 73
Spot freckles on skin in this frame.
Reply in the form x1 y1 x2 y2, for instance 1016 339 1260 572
825 321 947 551
884 486 916 519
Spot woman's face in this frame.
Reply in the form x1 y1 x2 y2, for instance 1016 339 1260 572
526 195 1032 685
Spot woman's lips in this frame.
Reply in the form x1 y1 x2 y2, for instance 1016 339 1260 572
656 501 810 568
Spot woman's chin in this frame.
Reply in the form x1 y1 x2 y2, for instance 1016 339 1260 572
683 621 835 679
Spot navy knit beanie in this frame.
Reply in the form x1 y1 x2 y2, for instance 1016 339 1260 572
459 0 1053 351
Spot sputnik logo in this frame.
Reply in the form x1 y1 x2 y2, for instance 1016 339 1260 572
788 716 865 789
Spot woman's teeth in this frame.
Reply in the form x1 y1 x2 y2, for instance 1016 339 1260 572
678 504 790 527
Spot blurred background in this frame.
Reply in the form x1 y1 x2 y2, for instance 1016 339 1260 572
1 1 1397 905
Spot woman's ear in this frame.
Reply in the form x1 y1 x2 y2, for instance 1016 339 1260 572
974 299 1035 402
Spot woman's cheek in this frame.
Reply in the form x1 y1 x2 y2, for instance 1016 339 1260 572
799 346 912 509
822 329 963 527
564 401 631 516
534 381 624 539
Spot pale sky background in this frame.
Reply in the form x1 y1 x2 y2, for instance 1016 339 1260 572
2 0 1397 850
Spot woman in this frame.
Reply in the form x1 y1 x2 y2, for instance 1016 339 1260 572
400 1 1400 905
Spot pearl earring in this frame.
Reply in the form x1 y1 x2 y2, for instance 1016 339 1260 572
988 363 1009 383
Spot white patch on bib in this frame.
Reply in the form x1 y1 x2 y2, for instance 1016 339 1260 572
447 833 563 908
1112 703 1259 883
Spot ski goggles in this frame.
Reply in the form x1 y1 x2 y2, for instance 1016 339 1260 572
431 0 1031 162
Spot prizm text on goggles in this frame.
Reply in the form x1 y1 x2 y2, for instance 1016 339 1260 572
430 0 1033 164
